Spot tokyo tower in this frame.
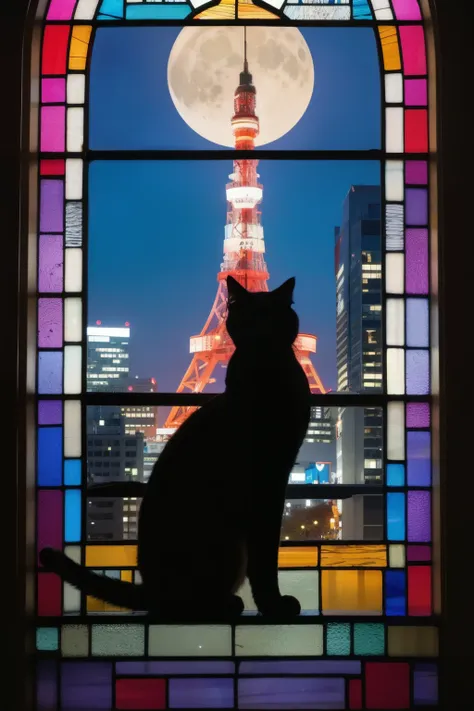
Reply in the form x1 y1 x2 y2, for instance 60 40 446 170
165 29 327 429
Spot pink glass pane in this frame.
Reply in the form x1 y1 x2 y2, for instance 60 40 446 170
406 402 430 428
38 400 63 425
405 79 427 106
391 0 422 20
40 180 64 233
406 161 428 184
399 26 426 76
406 349 430 395
406 189 428 225
37 490 63 563
408 491 431 542
407 545 432 562
38 574 61 616
38 298 63 348
41 107 66 153
406 229 428 294
38 351 63 394
39 235 64 293
46 0 77 20
41 78 66 104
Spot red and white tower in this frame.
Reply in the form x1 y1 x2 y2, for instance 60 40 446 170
165 30 327 429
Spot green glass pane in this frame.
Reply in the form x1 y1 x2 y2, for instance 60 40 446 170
91 624 145 656
353 623 385 655
327 623 351 655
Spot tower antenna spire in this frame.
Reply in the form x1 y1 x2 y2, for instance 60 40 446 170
244 26 248 73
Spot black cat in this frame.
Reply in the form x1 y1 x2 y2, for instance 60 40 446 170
40 276 311 620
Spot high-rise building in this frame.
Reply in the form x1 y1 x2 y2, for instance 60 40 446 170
121 376 158 439
334 186 383 539
87 323 130 391
306 407 335 444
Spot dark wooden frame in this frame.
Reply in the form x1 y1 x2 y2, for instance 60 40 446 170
3 0 473 708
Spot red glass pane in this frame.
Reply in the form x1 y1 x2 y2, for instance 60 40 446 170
408 565 432 615
42 25 70 75
40 160 66 176
366 662 410 709
115 679 166 710
405 110 428 153
349 679 362 709
38 573 61 616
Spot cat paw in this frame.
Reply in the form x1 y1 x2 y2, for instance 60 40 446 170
259 595 301 619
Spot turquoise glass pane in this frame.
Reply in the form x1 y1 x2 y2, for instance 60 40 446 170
353 0 372 19
387 493 405 541
387 463 405 486
36 627 59 651
126 4 191 20
64 459 82 486
65 490 81 543
327 623 350 655
353 624 384 655
97 0 124 19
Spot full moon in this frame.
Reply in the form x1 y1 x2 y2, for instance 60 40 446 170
167 26 314 147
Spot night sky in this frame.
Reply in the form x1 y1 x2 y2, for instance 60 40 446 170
88 26 381 393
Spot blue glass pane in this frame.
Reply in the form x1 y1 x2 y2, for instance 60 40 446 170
387 463 405 486
38 427 62 486
97 0 124 20
38 352 63 394
385 570 406 616
353 0 372 19
387 493 405 541
407 431 431 486
64 459 82 486
65 490 81 543
406 298 429 347
126 4 191 20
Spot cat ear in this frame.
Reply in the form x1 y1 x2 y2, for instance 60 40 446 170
227 276 249 304
272 277 295 303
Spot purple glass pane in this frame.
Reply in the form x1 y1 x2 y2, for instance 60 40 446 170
239 678 345 710
407 545 432 562
38 299 63 348
116 661 235 675
406 229 428 295
407 431 431 486
38 400 62 425
406 298 429 347
37 491 63 563
414 664 438 705
37 660 57 710
42 78 66 104
169 678 233 709
406 402 430 428
38 351 63 394
239 660 361 675
406 189 428 226
41 107 66 153
405 79 427 106
391 0 422 20
61 662 112 709
406 350 430 394
406 160 428 185
408 491 431 542
39 235 63 293
40 180 64 233
47 0 77 20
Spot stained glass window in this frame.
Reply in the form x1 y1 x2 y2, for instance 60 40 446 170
35 0 438 708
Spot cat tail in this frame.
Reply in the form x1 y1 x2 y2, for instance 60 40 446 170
39 547 147 610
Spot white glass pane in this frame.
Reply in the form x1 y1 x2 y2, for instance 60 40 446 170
387 402 405 459
239 572 319 613
148 626 231 657
62 625 89 656
386 204 404 250
64 297 82 343
386 298 405 346
91 624 145 656
385 161 404 201
407 298 429 348
284 6 350 20
66 159 83 200
235 625 323 656
65 545 81 563
63 583 81 613
74 0 99 20
386 254 404 294
67 75 86 105
67 108 84 153
64 345 82 394
64 400 81 457
389 545 406 568
385 73 403 103
372 0 393 19
386 108 404 153
65 248 83 293
387 348 405 394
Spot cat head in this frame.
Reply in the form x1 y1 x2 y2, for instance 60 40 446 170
226 276 299 350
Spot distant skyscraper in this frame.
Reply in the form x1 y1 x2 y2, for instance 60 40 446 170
122 376 158 439
334 186 383 540
87 324 130 391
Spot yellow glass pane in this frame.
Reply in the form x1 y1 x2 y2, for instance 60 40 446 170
195 0 236 20
87 596 128 613
388 626 439 657
69 25 93 71
278 547 318 568
85 545 137 568
238 0 279 19
121 570 133 582
321 545 387 567
379 27 401 71
322 571 382 614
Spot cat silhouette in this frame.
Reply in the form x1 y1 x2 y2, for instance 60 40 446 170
40 275 311 621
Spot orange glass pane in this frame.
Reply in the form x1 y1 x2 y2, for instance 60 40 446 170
238 0 279 19
69 25 93 71
378 27 401 71
322 570 383 614
321 545 387 567
278 547 318 568
121 570 133 582
195 0 236 20
85 545 137 568
87 596 128 613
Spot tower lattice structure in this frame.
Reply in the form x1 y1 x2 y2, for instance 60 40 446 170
165 31 327 429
